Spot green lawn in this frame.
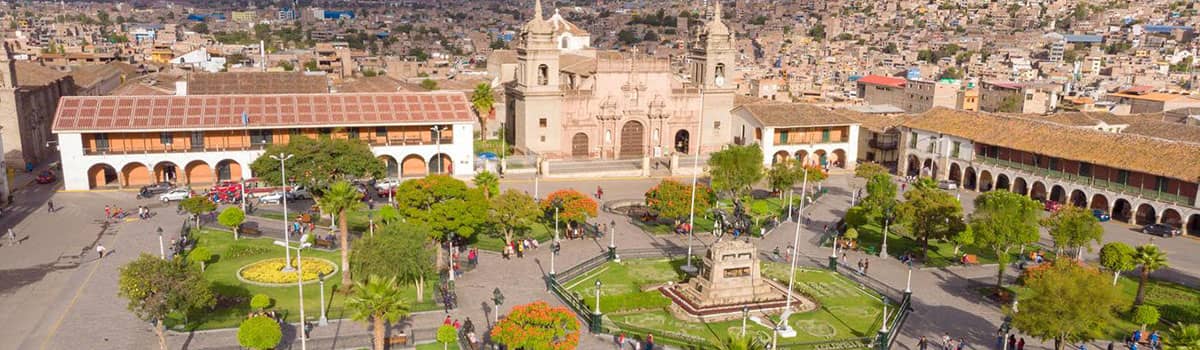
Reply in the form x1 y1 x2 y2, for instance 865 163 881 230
563 259 884 347
470 221 554 252
474 139 510 157
848 223 1043 267
171 228 438 330
415 339 458 350
1004 272 1200 339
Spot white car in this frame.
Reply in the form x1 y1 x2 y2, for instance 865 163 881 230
258 191 286 204
159 188 192 202
290 187 312 200
375 178 401 191
937 180 958 190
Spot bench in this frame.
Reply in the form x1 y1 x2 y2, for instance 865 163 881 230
314 238 336 249
961 254 979 265
384 333 409 348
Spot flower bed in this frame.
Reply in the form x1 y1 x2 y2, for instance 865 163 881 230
237 257 337 286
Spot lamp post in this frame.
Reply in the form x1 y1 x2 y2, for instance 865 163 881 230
431 125 446 174
550 199 561 279
317 272 328 326
880 207 892 259
157 227 165 259
592 279 603 333
741 306 750 336
274 236 311 350
608 219 617 261
682 85 706 276
829 233 839 271
270 153 296 272
492 288 504 323
368 212 374 237
448 232 456 283
773 167 810 349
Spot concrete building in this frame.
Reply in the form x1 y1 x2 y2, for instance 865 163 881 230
1106 88 1200 114
729 99 859 169
978 81 1053 114
52 92 476 190
0 48 75 167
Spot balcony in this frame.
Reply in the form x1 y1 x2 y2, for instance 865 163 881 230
775 136 850 146
975 156 1193 207
366 136 454 147
84 143 271 155
869 139 898 150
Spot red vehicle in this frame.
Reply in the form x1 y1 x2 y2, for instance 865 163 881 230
1043 200 1062 213
35 170 56 184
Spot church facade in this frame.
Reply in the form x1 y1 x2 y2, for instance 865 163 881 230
494 1 738 160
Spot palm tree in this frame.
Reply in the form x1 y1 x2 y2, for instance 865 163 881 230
473 171 499 200
1168 323 1200 350
318 181 365 288
725 332 767 350
347 275 410 350
1132 244 1169 306
470 83 494 140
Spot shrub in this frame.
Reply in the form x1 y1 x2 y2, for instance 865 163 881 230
226 243 271 259
1159 304 1200 324
239 258 336 284
187 247 213 271
843 227 859 242
249 294 272 310
1132 305 1160 329
237 316 282 350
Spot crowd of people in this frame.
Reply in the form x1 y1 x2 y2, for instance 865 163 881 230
501 238 539 259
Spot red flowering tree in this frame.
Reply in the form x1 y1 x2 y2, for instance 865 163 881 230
541 189 598 226
645 179 715 222
490 301 581 350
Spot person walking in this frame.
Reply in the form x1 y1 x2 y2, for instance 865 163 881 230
47 200 54 213
104 205 111 219
1017 337 1025 350
96 244 107 258
1008 335 1017 350
957 338 966 350
841 252 848 265
863 258 870 275
857 259 865 275
7 228 17 246
942 333 951 350
918 336 929 350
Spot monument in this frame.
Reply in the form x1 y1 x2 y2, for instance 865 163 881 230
661 239 816 322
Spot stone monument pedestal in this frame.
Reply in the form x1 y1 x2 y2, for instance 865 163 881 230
661 240 816 322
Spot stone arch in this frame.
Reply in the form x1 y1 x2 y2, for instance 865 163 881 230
1090 193 1109 212
1030 181 1047 201
1162 209 1183 229
978 170 993 192
832 149 847 169
571 132 589 158
121 162 152 187
185 160 213 185
796 150 810 166
378 155 399 178
1049 185 1067 203
948 163 962 184
1013 177 1028 196
215 159 242 182
995 174 1011 191
772 150 791 165
87 163 119 189
906 155 921 177
401 154 427 177
814 149 829 168
619 120 645 159
964 167 977 190
1135 203 1157 226
153 161 180 183
429 153 452 174
674 129 690 154
1188 214 1200 236
1069 189 1088 207
1112 198 1134 223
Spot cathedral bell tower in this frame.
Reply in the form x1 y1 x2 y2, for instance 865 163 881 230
688 1 736 153
512 0 564 155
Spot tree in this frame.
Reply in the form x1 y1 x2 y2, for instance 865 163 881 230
250 294 272 310
1132 305 1160 332
951 226 974 256
180 197 217 227
897 187 965 257
843 227 859 243
490 301 581 349
1099 242 1137 285
541 189 598 227
317 181 364 288
1040 206 1103 259
807 24 826 39
474 171 499 200
394 175 488 268
642 30 659 42
420 79 438 90
237 316 282 350
645 179 714 222
617 29 639 45
844 206 869 229
708 144 764 199
1012 262 1123 350
303 59 318 71
726 332 767 350
187 246 213 272
488 189 541 247
854 162 888 180
351 222 435 301
250 136 385 191
376 205 401 225
860 174 898 226
998 94 1023 113
939 67 964 80
117 254 216 350
218 206 245 240
470 83 495 139
437 324 458 350
766 160 800 196
347 275 411 350
969 191 1041 288
1132 244 1168 306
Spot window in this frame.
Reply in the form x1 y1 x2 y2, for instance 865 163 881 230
537 64 548 85
713 121 721 129
1079 162 1092 177
539 118 548 128
250 129 274 145
909 132 918 148
1117 170 1130 185
779 130 789 144
190 131 204 150
821 128 830 142
540 135 546 142
289 128 302 136
318 128 332 136
375 127 387 138
1033 154 1041 167
926 139 935 153
94 133 109 151
160 132 173 145
347 127 359 139
1048 157 1058 170
951 141 961 158
1156 176 1169 192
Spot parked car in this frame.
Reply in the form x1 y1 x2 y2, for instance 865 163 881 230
139 182 173 194
937 180 958 190
258 191 286 204
289 186 312 200
1092 209 1110 222
377 186 397 199
1043 200 1062 213
1142 223 1181 237
35 170 56 184
159 188 193 202
375 178 401 191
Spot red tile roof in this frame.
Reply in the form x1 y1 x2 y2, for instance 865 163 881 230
53 92 473 133
856 75 906 88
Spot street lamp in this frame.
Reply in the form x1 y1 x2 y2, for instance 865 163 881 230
774 166 810 349
880 207 893 259
683 84 706 276
593 280 602 314
550 199 562 279
270 153 296 272
274 236 312 350
368 212 374 237
448 232 457 283
592 279 603 333
317 272 328 326
157 227 165 259
492 288 505 323
608 219 617 261
741 306 750 336
431 125 445 174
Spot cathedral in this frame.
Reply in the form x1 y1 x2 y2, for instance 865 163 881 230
492 0 738 160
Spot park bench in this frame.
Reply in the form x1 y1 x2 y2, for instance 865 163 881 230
314 238 336 249
239 222 263 238
384 333 409 348
960 254 979 265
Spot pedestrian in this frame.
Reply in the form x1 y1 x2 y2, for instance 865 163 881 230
47 200 54 213
1008 335 1017 350
1106 342 1114 350
823 224 829 233
785 245 794 262
1017 337 1025 350
841 252 847 265
104 205 111 219
1078 344 1086 350
7 228 17 246
864 258 870 275
96 244 106 258
596 186 604 200
463 317 474 334
919 336 929 350
773 246 781 261
857 259 865 275
942 333 951 350
902 183 908 191
645 333 654 350
1150 331 1160 349
452 318 461 330
617 333 626 349
958 338 966 350
443 314 452 324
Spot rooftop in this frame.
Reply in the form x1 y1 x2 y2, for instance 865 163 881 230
855 75 906 88
734 102 859 127
187 72 329 95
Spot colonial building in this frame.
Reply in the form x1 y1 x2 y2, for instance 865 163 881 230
898 108 1200 236
0 45 75 167
497 0 736 159
730 97 860 169
52 92 475 190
